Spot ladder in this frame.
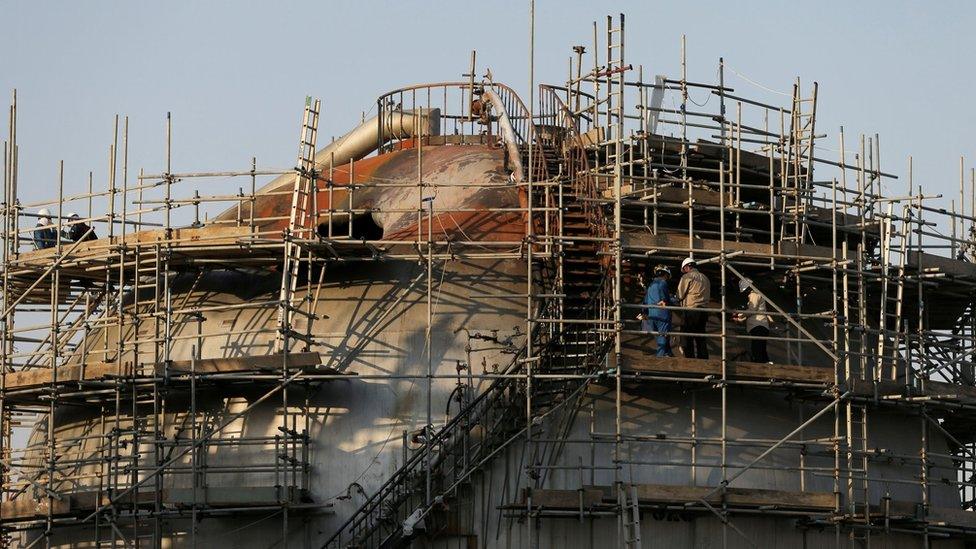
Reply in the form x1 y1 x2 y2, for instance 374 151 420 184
604 13 626 170
890 205 910 377
874 204 894 381
275 97 320 354
846 402 871 547
584 14 628 194
618 483 643 549
781 80 818 245
875 204 910 381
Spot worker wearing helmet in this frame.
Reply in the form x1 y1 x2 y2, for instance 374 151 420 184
64 213 97 243
32 208 57 250
676 257 711 359
637 264 676 357
733 277 771 363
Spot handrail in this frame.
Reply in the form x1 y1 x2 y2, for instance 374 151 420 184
538 84 610 244
323 326 540 547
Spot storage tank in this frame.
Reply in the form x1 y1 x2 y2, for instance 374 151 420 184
4 56 975 549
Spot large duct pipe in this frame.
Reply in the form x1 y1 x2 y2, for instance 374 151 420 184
482 90 524 183
255 108 441 195
315 108 441 172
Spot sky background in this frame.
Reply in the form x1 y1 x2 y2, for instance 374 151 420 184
2 0 975 226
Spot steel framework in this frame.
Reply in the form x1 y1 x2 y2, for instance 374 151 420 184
3 13 976 549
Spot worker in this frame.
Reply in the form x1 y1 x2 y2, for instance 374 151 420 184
32 209 57 250
733 278 771 363
64 213 97 243
637 264 676 357
676 257 711 359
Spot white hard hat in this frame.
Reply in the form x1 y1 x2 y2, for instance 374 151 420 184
38 208 50 217
68 212 79 219
681 257 696 270
738 278 752 293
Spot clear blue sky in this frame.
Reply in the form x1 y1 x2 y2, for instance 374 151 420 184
2 0 975 223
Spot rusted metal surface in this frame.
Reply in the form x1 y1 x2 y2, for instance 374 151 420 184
218 142 525 242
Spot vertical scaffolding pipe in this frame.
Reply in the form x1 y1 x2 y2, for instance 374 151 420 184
921 404 930 549
250 156 257 235
857 140 867 383
691 392 697 485
418 105 433 511
612 13 625 542
0 149 6 532
681 35 692 259
8 90 16 254
165 112 172 236
347 158 354 239
778 108 787 264
971 168 976 388
0 91 13 514
734 102 742 237
970 166 976 248
467 50 477 123
109 115 118 241
679 35 688 183
768 138 774 268
118 115 135 541
609 17 627 545
906 157 914 392
163 113 173 383
718 58 726 146
592 22 599 130
150 191 162 546
952 200 958 262
101 142 115 358
191 345 199 549
959 157 966 259
838 239 849 544
793 89 804 368
916 183 925 394
45 161 65 548
97 405 106 547
718 160 730 547
162 113 176 547
526 3 536 543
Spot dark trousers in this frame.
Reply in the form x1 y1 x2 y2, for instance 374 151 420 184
681 309 709 359
749 325 770 363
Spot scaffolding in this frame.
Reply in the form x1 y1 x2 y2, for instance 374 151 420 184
3 12 976 549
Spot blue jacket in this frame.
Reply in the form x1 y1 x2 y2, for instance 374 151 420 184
33 227 57 250
644 278 675 321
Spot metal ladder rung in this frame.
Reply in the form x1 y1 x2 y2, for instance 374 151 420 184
276 97 321 354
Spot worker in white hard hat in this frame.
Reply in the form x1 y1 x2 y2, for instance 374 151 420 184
636 264 676 356
64 212 97 243
32 208 57 250
733 277 771 363
676 257 711 359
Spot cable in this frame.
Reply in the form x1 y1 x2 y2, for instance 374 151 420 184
686 88 712 108
727 65 790 97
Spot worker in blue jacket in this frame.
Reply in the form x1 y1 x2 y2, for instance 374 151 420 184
33 209 58 250
637 264 676 357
